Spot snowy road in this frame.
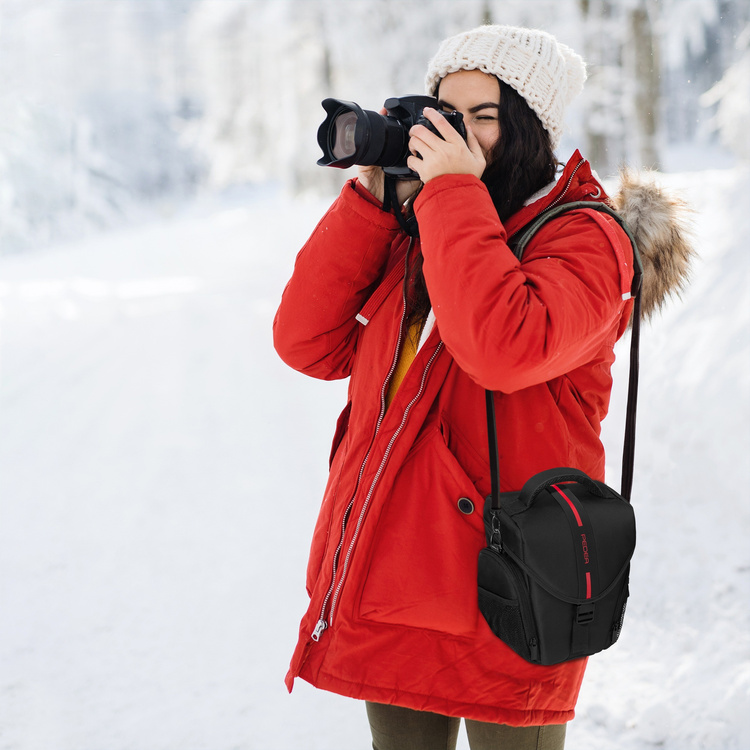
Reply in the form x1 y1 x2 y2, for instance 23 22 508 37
0 192 360 749
1 171 748 749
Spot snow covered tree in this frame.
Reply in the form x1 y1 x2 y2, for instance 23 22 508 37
578 0 628 175
626 0 662 169
660 0 750 161
1 0 748 252
701 23 750 160
0 0 203 252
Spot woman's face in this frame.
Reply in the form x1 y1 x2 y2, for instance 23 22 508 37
436 69 502 161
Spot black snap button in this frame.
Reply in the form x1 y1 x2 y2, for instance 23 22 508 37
457 497 474 515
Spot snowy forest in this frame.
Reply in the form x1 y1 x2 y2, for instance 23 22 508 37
1 2 749 750
1 0 749 253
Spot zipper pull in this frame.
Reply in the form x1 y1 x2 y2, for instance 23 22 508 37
311 619 328 642
529 637 539 660
490 512 503 551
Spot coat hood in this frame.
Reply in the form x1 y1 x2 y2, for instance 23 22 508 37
610 169 696 320
508 152 696 323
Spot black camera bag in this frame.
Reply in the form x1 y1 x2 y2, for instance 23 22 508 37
477 202 642 665
478 467 636 664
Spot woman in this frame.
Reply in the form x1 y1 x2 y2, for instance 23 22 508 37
274 24 690 750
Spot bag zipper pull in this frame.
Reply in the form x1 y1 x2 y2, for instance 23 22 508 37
490 512 503 551
311 619 328 642
529 637 539 660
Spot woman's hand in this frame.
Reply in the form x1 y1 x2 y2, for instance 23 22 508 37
357 108 421 206
406 107 486 183
358 165 422 207
356 164 387 203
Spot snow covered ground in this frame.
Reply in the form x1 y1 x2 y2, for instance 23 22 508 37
0 164 748 750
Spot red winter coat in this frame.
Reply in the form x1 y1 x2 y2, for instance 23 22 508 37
273 151 635 727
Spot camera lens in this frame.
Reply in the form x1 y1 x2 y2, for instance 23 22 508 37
317 98 408 171
332 111 358 160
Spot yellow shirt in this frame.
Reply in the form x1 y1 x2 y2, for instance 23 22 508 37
385 319 426 409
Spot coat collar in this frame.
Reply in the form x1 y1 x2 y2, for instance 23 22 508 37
503 150 609 237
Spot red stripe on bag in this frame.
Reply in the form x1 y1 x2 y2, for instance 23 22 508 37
552 484 583 527
553 484 594 599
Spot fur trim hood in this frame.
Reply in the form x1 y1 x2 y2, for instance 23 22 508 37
610 169 696 320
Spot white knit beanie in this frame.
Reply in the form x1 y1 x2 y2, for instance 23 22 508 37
424 25 587 149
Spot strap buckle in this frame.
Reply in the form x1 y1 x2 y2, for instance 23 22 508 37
576 603 595 625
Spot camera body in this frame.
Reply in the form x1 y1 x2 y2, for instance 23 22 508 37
317 95 467 180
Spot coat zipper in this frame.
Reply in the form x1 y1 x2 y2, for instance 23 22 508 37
311 243 443 642
311 294 409 642
546 158 585 211
325 339 443 631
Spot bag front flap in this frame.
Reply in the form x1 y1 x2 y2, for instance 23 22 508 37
485 479 635 604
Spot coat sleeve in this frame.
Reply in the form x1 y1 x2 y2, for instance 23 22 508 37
273 179 402 380
414 174 633 394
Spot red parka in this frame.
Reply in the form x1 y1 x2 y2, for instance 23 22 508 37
273 151 635 726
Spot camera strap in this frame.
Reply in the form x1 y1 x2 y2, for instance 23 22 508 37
382 175 419 237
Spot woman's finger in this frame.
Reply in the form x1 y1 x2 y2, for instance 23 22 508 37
420 107 463 142
408 133 434 159
406 154 425 179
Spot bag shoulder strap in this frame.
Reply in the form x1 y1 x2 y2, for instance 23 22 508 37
487 201 643 509
510 200 641 273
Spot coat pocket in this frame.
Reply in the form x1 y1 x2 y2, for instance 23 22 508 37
358 427 486 636
305 402 352 596
329 400 352 468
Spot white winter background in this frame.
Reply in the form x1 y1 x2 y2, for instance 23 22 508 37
1 2 749 749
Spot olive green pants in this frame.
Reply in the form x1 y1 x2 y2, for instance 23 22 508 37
366 702 566 750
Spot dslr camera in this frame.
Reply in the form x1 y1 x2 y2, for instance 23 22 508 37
316 95 467 180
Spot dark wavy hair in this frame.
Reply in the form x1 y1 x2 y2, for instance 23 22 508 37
479 80 558 222
405 78 557 326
